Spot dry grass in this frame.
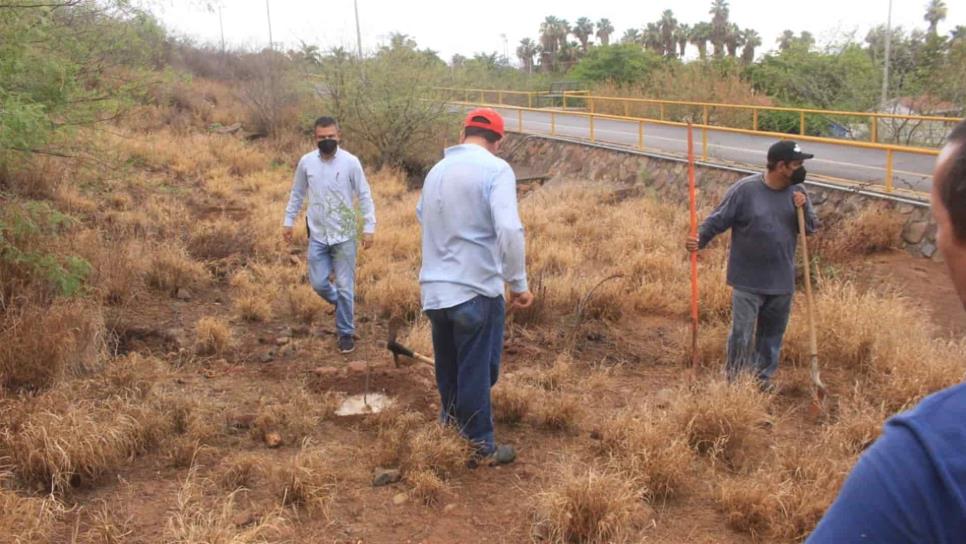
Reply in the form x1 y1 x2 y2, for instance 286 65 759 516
284 284 327 324
165 467 286 543
0 300 105 392
402 424 472 481
531 462 647 544
83 499 134 544
194 317 233 356
0 476 62 543
491 380 535 425
671 378 771 471
537 392 584 432
250 386 340 446
276 441 342 516
215 453 266 492
188 219 255 261
817 206 905 262
592 408 694 502
145 244 208 295
408 469 447 506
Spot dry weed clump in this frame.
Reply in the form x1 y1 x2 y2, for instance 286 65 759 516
83 499 135 544
194 317 233 356
188 219 255 261
276 442 342 516
402 424 472 481
491 380 535 425
145 244 208 295
250 387 340 446
165 467 287 543
537 392 584 432
0 300 105 392
531 462 647 544
215 453 267 492
671 378 771 470
0 476 63 543
592 408 694 502
284 284 327 324
817 205 905 262
79 233 145 306
408 469 447 506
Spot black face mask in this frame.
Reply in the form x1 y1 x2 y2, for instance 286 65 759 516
790 166 807 185
318 139 338 156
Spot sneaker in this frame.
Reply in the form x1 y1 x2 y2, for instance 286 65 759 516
468 444 516 468
338 335 355 354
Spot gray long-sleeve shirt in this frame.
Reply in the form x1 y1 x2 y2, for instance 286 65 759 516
698 173 819 295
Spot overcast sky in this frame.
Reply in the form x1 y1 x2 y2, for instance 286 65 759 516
152 0 963 63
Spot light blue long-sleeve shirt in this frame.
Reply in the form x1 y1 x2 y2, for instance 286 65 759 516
417 144 528 311
283 147 376 245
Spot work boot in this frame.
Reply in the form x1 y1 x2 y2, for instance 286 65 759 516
468 444 516 468
338 335 355 354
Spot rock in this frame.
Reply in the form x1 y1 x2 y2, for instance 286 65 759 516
259 350 276 364
312 366 340 378
392 493 408 506
163 328 185 350
264 432 283 448
372 468 402 487
175 288 192 301
275 336 291 346
589 430 602 440
288 255 300 266
232 511 256 527
920 241 938 259
897 203 915 214
347 360 369 374
903 221 929 245
227 413 257 432
654 388 676 408
443 503 457 513
280 345 297 357
291 325 311 337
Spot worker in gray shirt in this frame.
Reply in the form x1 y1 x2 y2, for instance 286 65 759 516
686 140 819 390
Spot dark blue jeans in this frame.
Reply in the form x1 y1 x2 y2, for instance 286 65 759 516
425 295 505 455
727 288 793 383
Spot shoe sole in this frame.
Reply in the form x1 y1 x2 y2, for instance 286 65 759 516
339 346 355 354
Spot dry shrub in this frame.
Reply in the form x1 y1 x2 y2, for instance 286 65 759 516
250 387 339 446
492 380 535 425
537 392 583 432
215 453 266 492
145 244 208 295
0 300 105 392
818 206 905 262
188 219 255 261
79 233 145 306
402 424 472 481
408 469 447 506
194 317 233 356
3 396 167 494
0 478 62 543
276 442 341 516
54 185 98 216
284 284 327 324
592 408 694 502
520 353 577 392
234 290 274 322
668 320 729 368
531 462 646 544
369 409 426 468
84 499 134 544
671 378 771 470
165 467 286 543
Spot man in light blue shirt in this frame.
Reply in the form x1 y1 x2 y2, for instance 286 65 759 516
418 108 534 464
283 116 376 354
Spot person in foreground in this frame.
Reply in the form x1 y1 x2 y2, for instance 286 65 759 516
417 108 534 465
806 120 966 543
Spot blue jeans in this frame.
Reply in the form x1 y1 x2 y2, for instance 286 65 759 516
307 238 356 337
727 288 793 383
425 295 505 456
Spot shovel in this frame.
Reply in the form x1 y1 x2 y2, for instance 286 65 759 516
797 205 828 411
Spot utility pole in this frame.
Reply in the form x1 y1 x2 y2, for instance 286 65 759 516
218 5 225 53
354 0 363 59
881 0 893 109
266 0 274 51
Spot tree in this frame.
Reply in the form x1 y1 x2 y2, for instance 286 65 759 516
725 23 743 58
741 28 761 64
621 28 641 45
709 0 730 58
676 24 691 58
539 15 570 71
658 9 678 58
574 17 594 52
516 38 538 74
777 30 795 51
643 23 663 54
596 18 614 46
925 0 947 36
690 22 712 59
451 54 466 68
570 44 661 85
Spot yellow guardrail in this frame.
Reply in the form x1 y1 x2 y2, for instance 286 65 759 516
437 88 962 147
446 98 939 196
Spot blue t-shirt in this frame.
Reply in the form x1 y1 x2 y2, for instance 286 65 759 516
807 382 966 543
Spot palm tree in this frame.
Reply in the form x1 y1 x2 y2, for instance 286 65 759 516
644 22 663 54
777 29 795 51
799 31 815 50
516 38 539 74
676 23 691 58
451 54 466 68
690 22 712 59
621 28 642 45
556 19 572 53
925 0 947 35
596 18 614 46
725 23 743 58
658 9 678 57
540 16 563 70
557 40 580 71
709 0 730 58
740 28 761 64
574 17 594 52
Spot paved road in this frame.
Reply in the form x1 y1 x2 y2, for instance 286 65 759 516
488 107 936 194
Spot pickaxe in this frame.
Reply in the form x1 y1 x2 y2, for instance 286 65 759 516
387 321 434 367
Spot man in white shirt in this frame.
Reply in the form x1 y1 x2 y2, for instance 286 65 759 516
283 116 376 354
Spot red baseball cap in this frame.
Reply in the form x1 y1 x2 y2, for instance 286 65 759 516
464 108 505 138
